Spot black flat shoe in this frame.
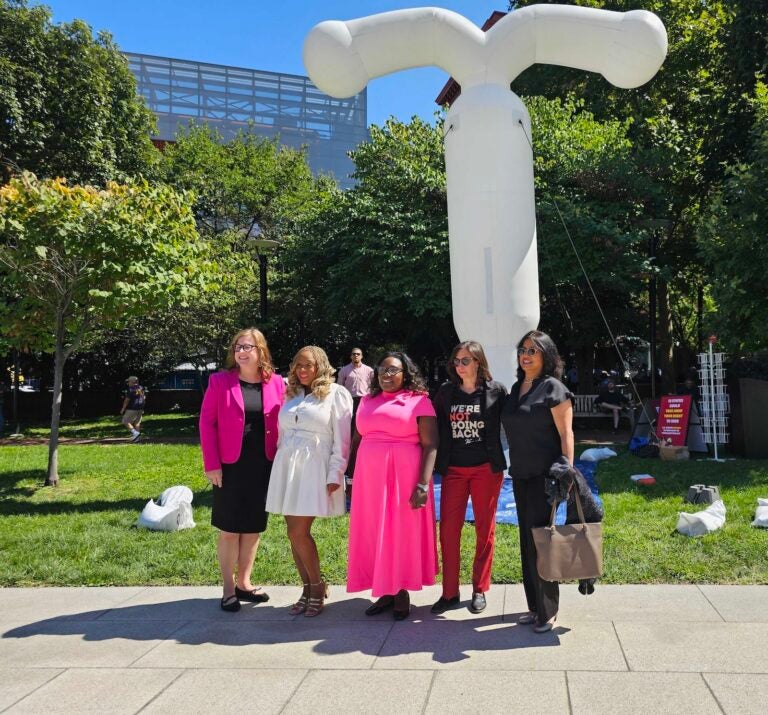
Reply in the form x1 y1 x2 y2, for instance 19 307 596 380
365 596 395 616
220 595 241 612
469 592 486 614
393 590 410 620
430 595 460 614
235 585 270 603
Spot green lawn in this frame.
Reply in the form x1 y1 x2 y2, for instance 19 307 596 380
1 440 767 586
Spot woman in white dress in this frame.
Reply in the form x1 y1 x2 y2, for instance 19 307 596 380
266 345 353 617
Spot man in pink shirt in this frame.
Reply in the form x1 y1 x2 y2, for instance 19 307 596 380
337 348 374 416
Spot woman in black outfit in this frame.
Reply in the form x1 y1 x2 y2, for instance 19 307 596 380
501 330 574 633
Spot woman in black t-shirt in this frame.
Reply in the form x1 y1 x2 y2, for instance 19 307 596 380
501 330 574 633
431 341 507 616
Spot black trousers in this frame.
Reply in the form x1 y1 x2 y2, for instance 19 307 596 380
513 475 559 624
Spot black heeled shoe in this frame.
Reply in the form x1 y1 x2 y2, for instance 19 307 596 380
365 595 395 616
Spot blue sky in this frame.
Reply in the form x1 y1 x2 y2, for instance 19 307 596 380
37 1 508 127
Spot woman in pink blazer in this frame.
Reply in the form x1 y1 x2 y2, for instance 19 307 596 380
199 327 285 612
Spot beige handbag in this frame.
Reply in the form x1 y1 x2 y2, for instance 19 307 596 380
531 491 603 582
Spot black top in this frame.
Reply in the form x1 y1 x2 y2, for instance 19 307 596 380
434 380 508 474
122 384 145 410
502 376 572 479
239 380 264 438
447 386 488 467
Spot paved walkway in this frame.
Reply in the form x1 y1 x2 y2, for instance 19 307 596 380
1 584 766 714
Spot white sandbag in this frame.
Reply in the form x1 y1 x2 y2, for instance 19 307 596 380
751 497 768 528
676 499 726 537
579 447 618 462
159 485 193 508
136 485 195 531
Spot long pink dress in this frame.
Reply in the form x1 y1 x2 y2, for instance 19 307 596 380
347 389 439 596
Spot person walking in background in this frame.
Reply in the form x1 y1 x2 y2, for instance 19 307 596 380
336 347 374 416
347 352 438 620
565 364 579 394
266 346 353 618
502 330 574 634
120 376 146 442
431 341 507 615
199 328 285 613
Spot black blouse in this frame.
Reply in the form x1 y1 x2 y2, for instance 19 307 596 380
501 376 572 479
239 380 264 437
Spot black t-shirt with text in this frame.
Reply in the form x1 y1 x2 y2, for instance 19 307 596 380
449 387 489 467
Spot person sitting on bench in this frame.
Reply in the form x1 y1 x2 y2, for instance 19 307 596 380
593 380 630 434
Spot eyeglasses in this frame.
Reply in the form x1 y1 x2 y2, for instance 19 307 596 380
234 344 256 353
295 362 316 371
452 357 476 366
517 347 539 357
377 366 403 377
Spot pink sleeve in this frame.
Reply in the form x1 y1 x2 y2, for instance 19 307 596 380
413 393 437 418
199 376 221 472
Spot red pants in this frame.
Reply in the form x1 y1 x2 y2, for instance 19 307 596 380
439 463 504 596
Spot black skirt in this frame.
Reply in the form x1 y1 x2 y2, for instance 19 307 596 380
211 383 272 533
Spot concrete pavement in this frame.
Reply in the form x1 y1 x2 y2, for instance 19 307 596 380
1 584 767 713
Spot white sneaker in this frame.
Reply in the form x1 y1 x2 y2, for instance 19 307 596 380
130 433 141 443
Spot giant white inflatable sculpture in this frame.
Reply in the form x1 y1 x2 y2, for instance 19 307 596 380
304 4 667 386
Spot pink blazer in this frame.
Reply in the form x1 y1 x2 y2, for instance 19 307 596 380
199 369 285 472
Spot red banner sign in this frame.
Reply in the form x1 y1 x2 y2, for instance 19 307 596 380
657 395 692 446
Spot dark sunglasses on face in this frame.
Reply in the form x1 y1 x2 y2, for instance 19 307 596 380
377 366 403 377
452 357 475 366
234 344 256 352
517 347 539 357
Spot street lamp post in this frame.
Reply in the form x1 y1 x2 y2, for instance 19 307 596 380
248 237 281 322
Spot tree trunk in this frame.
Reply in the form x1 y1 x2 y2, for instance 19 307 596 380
45 309 68 486
657 278 676 394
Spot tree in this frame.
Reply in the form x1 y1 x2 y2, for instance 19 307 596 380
161 124 319 368
274 116 455 364
0 0 158 183
698 82 768 354
0 172 216 485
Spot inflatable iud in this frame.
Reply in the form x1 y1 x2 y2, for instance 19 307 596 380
304 4 667 386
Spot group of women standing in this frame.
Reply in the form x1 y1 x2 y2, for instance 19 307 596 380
199 327 574 633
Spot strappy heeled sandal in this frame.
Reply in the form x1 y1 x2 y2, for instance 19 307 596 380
304 581 328 618
289 583 310 616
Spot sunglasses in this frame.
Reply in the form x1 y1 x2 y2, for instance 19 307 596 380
452 357 476 366
517 347 540 357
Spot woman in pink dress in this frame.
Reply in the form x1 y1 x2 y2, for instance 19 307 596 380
347 352 438 620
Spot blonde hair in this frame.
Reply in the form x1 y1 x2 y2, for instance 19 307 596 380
224 328 275 380
286 345 335 399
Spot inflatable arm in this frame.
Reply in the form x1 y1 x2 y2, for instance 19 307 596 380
303 5 667 97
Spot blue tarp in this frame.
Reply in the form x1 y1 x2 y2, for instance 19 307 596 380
432 459 603 526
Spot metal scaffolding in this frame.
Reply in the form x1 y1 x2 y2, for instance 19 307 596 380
125 52 368 189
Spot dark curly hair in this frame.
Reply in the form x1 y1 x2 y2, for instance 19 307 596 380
369 351 429 397
515 330 564 383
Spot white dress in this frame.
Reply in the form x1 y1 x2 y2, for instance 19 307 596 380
266 382 353 516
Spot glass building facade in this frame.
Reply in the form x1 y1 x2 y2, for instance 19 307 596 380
125 52 368 189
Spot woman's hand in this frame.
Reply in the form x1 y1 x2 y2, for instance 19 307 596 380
409 486 428 510
204 469 223 487
326 483 341 495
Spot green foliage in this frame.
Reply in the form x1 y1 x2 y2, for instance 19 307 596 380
273 116 455 361
698 82 768 353
0 173 213 350
0 0 158 183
